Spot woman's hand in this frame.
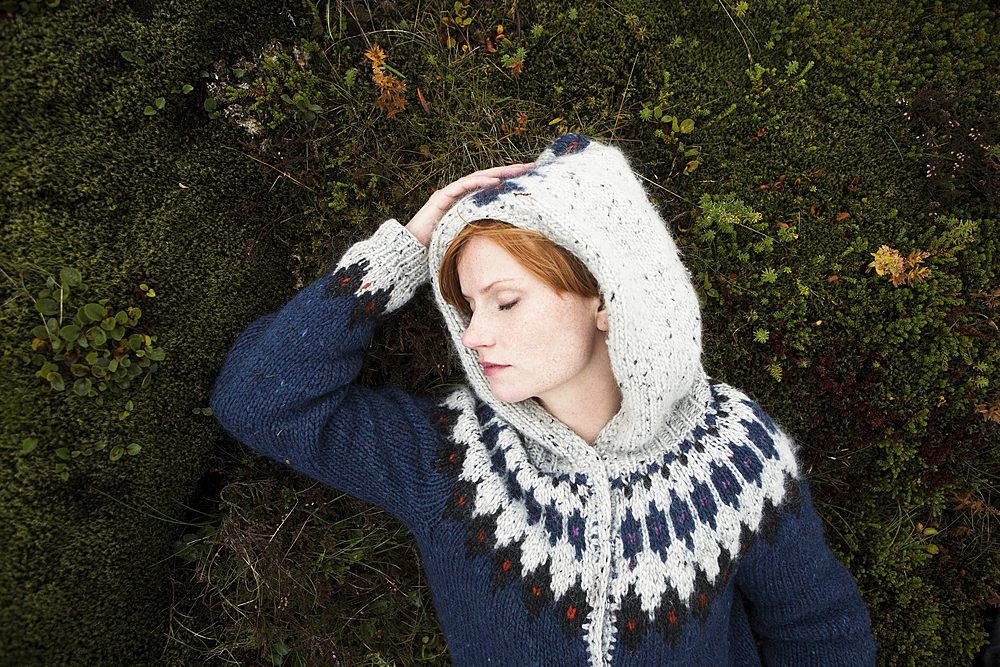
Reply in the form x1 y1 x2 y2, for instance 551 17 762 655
405 163 535 247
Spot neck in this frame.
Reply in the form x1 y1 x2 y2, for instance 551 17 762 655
538 338 621 445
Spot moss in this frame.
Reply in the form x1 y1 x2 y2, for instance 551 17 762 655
1 0 300 665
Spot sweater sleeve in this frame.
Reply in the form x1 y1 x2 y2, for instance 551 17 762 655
735 480 877 666
210 220 443 530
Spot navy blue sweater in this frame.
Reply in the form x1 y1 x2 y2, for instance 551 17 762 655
211 218 876 667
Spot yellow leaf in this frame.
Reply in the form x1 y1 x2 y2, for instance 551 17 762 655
364 44 388 70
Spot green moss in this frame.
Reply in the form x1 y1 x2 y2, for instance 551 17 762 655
1 0 300 665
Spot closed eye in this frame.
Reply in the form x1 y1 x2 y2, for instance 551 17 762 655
498 300 518 311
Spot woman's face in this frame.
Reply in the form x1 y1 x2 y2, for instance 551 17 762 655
456 235 612 413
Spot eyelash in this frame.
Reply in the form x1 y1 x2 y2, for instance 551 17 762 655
498 300 518 311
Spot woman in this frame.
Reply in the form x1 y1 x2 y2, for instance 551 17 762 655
211 134 876 666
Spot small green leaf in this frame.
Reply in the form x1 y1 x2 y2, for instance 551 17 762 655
155 97 165 109
680 118 695 133
204 98 218 112
56 447 71 460
110 445 125 461
182 84 194 94
120 50 134 62
36 298 59 316
126 443 142 455
60 324 81 341
48 373 65 391
86 352 99 365
59 268 82 287
232 68 244 78
70 364 89 377
126 400 134 411
21 437 38 454
144 106 157 116
128 334 143 350
84 303 105 320
74 378 93 396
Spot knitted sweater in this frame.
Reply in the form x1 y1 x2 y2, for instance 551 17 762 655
211 135 876 666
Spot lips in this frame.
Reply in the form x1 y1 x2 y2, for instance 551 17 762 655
480 361 510 377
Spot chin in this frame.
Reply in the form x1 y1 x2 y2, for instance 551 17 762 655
487 381 531 404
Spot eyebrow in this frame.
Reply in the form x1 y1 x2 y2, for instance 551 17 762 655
461 278 515 299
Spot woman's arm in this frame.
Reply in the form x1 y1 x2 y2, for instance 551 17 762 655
210 164 534 528
210 220 440 525
736 480 877 666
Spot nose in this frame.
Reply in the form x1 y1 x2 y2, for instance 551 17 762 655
461 311 493 349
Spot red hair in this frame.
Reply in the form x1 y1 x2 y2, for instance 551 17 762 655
439 220 600 317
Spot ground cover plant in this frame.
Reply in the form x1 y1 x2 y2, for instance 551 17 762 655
1 0 998 666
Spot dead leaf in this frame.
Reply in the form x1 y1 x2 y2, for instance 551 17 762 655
417 87 430 114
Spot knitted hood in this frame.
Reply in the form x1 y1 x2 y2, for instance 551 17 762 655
429 134 708 467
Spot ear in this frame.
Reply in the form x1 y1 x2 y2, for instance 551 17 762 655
596 299 609 332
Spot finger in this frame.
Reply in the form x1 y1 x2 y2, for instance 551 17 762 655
439 162 535 198
474 162 535 178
